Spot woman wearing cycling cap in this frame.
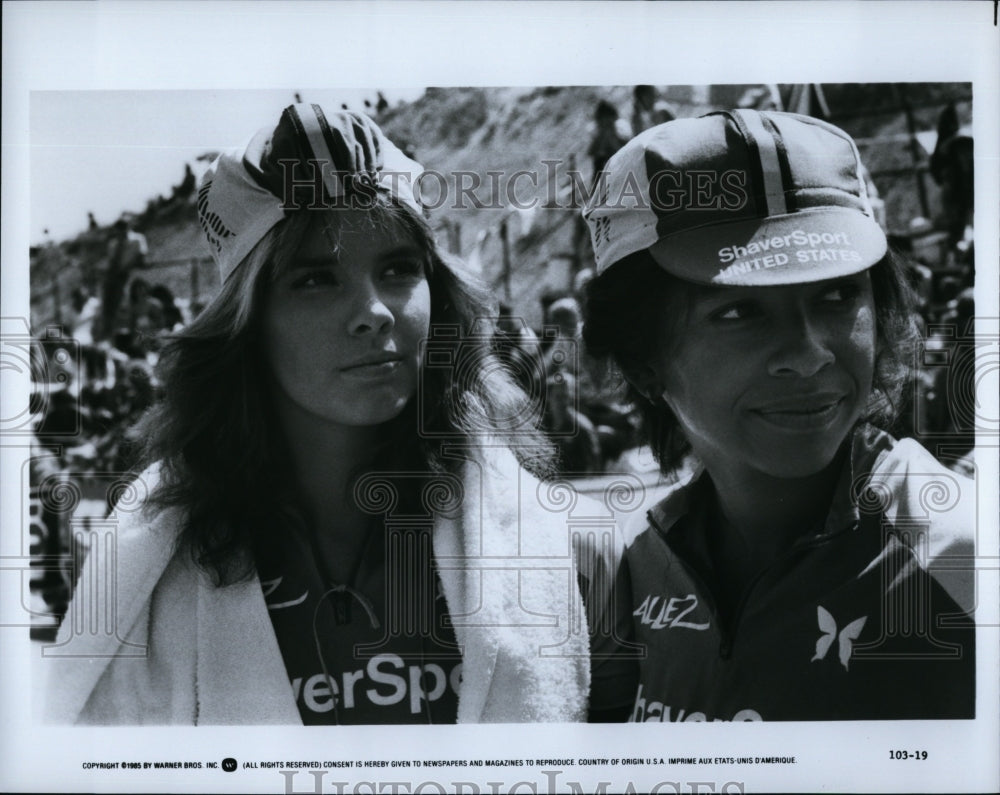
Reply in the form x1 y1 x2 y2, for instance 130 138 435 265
583 110 975 720
45 104 618 724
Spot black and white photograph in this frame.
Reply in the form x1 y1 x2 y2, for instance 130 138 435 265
2 2 998 793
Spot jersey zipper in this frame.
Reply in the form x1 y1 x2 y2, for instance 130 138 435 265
648 512 858 660
647 512 723 649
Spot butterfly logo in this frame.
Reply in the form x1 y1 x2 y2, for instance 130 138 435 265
811 605 867 671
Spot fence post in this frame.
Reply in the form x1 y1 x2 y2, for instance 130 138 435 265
896 84 931 220
52 272 63 327
190 258 200 310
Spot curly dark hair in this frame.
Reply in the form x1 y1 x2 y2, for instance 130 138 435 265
130 200 554 585
582 248 921 475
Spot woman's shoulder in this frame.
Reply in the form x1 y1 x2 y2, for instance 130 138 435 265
474 444 621 512
44 464 200 724
465 444 624 544
864 431 977 614
616 461 703 549
864 432 976 516
105 461 187 561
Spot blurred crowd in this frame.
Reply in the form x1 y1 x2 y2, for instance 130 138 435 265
35 223 187 476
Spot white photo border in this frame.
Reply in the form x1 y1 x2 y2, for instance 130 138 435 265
2 2 998 793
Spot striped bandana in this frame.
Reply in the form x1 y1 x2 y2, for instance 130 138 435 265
197 104 424 282
583 109 887 285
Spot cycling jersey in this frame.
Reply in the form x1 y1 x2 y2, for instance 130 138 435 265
622 426 976 721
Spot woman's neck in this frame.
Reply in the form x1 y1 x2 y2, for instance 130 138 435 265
272 389 383 559
703 449 847 571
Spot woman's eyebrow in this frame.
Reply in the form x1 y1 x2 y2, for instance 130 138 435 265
377 243 424 260
286 244 422 272
825 273 867 286
688 284 747 304
287 257 339 271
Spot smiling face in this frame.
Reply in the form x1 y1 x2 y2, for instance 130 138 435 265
262 209 432 430
650 271 877 482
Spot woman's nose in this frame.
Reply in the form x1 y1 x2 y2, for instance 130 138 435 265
766 312 836 378
347 285 395 336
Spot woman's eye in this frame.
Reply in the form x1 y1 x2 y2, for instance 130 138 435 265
818 282 861 304
291 270 338 289
384 259 425 279
711 302 758 322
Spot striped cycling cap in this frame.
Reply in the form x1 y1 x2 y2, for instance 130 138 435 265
583 109 887 285
197 103 423 282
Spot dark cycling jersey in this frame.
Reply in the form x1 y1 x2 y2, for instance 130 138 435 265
620 426 976 721
259 525 461 724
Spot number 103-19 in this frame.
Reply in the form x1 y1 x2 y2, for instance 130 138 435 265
889 750 928 760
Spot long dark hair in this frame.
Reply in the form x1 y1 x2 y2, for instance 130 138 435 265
131 200 554 585
582 248 921 475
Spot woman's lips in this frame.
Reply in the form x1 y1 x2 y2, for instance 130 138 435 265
340 356 403 378
751 396 846 430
